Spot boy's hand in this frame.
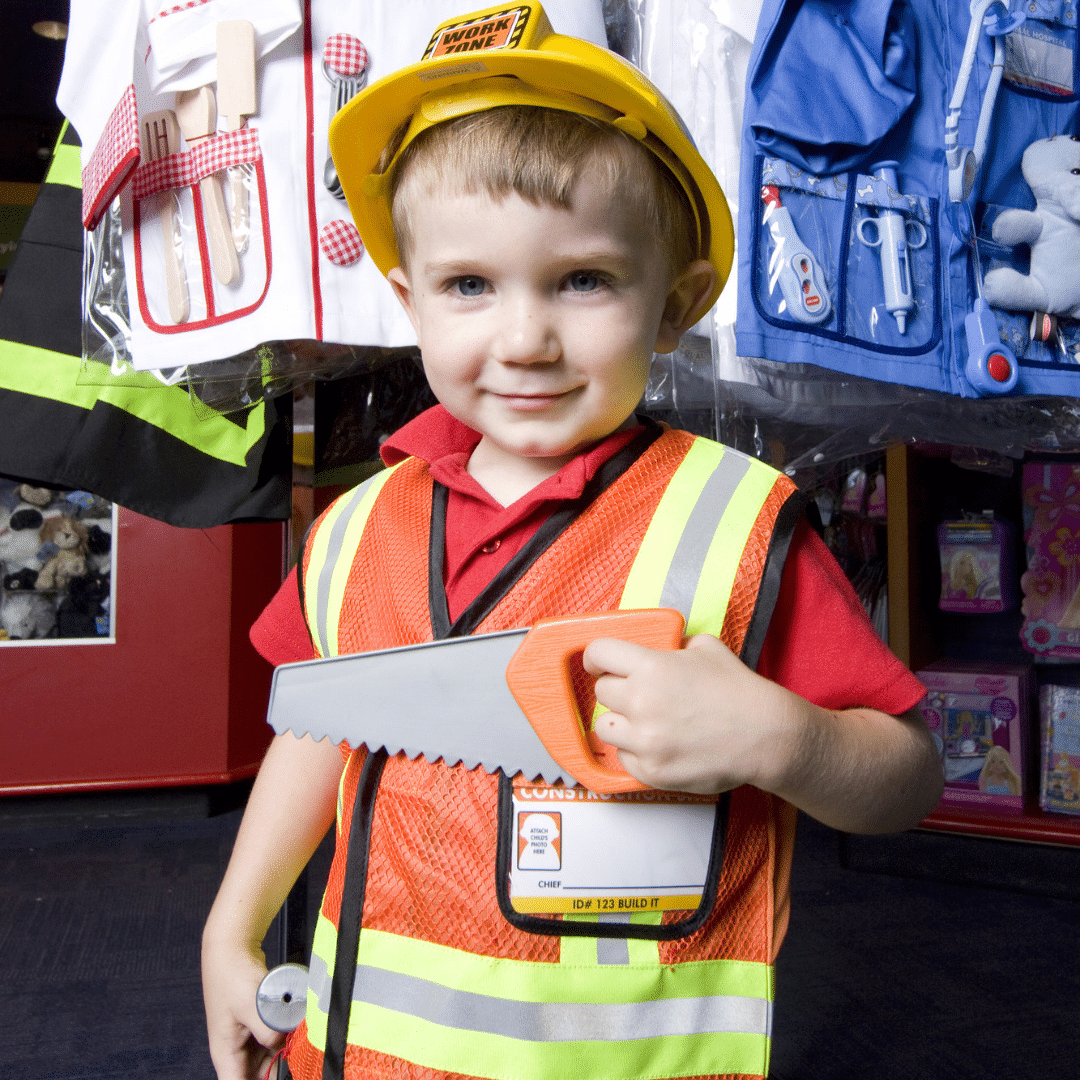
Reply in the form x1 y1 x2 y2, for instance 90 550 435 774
582 633 788 794
202 938 284 1080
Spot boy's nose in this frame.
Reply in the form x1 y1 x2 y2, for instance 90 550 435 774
492 297 560 365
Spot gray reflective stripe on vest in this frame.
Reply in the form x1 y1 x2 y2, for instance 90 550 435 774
657 450 752 619
305 951 771 1043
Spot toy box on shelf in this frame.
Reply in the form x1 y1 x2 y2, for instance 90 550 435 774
937 515 1017 614
916 661 1031 814
1038 685 1080 817
1020 461 1080 660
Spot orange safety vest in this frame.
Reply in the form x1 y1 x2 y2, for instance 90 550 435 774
289 423 804 1080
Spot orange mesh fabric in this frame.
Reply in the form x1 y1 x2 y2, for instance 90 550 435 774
363 757 560 960
337 459 437 654
289 1040 766 1080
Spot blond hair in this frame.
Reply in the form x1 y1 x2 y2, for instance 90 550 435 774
387 106 696 273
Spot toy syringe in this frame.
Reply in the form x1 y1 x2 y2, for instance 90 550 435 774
856 162 926 334
761 185 831 324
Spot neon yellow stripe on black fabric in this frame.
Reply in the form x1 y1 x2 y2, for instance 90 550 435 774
0 341 263 465
304 920 772 1077
46 139 82 188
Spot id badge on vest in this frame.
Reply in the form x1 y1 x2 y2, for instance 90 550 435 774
508 780 717 916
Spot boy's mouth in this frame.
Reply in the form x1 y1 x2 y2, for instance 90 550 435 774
492 388 578 410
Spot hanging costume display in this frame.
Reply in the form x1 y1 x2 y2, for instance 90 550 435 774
0 124 291 527
736 0 1080 399
56 0 607 376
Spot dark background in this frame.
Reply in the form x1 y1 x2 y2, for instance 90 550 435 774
0 0 68 183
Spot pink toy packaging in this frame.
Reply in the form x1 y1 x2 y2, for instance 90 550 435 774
937 516 1016 613
1038 685 1080 817
1021 462 1080 659
916 662 1031 813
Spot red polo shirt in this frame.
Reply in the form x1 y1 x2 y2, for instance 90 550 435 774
252 406 924 716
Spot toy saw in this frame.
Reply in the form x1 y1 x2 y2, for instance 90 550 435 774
266 608 685 794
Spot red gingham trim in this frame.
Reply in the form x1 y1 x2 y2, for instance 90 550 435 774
131 128 262 200
81 86 141 229
148 0 212 25
319 219 364 266
323 33 370 77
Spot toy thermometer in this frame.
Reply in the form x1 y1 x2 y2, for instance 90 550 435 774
761 185 832 324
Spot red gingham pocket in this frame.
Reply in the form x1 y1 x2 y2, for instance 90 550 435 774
82 86 141 230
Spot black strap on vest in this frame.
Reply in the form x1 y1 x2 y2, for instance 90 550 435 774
740 486 811 671
321 750 387 1080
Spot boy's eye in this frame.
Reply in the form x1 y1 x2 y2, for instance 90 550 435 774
452 276 487 297
566 271 602 292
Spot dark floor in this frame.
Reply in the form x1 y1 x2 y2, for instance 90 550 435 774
0 786 1076 1079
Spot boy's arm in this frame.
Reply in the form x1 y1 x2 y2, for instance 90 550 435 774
583 633 944 834
202 731 345 1080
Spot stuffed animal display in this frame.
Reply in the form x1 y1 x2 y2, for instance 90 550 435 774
984 135 1080 322
0 479 113 639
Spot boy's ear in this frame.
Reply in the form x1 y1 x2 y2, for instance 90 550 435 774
654 259 718 354
387 267 422 343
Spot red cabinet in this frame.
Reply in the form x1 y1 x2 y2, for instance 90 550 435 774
0 510 286 794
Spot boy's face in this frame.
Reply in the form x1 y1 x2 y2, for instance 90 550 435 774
388 165 712 489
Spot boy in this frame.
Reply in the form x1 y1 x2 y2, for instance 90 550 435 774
201 6 943 1080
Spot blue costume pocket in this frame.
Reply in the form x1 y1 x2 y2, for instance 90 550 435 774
1002 0 1078 101
752 156 941 356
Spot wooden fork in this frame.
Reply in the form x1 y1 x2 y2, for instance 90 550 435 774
139 110 190 323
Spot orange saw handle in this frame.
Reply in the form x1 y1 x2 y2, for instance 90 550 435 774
504 609 685 794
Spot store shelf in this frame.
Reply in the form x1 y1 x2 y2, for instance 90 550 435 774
886 442 1080 849
921 801 1080 847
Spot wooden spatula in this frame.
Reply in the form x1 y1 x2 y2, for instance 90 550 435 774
216 19 256 253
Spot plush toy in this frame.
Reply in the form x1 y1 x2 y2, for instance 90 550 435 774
35 516 89 593
58 571 111 637
3 567 39 591
16 484 54 507
984 135 1080 323
1 592 56 639
0 508 45 570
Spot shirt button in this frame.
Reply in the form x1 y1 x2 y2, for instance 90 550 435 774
481 539 502 554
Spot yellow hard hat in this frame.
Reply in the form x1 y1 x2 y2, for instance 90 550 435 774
328 1 733 309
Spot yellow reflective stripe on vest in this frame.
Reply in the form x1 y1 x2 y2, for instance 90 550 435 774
620 437 781 636
305 918 773 1080
305 464 403 657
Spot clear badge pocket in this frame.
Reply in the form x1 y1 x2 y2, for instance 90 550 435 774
1003 2 1078 101
131 127 270 333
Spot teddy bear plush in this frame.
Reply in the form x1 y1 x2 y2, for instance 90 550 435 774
35 516 89 593
983 135 1080 321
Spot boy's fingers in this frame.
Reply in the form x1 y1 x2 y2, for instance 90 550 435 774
581 636 652 678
